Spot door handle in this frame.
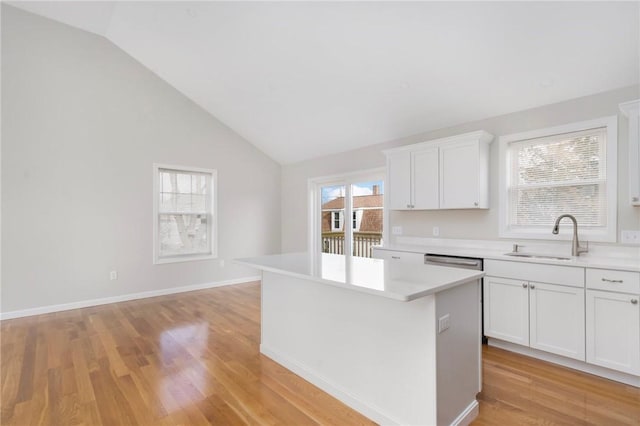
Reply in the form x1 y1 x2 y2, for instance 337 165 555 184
601 278 623 283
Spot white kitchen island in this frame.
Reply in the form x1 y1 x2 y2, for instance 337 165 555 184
235 253 485 426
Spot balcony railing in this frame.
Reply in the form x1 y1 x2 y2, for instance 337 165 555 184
322 232 383 258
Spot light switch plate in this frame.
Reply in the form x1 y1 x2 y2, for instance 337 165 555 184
392 226 403 235
438 314 450 333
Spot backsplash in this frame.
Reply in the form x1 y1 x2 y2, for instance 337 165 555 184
393 236 640 260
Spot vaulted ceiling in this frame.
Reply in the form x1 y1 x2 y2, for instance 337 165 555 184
8 1 640 164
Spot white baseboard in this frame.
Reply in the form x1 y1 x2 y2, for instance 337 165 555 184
489 339 640 387
0 276 261 320
451 400 479 426
260 344 398 426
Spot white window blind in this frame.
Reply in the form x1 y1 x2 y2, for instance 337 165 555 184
154 166 216 263
507 127 607 229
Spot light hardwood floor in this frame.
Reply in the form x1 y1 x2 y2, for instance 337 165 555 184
1 281 638 425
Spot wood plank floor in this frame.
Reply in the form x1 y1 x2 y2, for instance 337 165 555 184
1 281 638 425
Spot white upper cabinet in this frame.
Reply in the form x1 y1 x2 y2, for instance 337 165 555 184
384 131 493 210
412 147 440 209
620 99 640 206
387 151 413 210
440 139 490 209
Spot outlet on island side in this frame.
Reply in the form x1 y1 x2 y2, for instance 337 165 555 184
109 270 118 281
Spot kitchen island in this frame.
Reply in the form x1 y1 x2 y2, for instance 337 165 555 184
235 253 485 426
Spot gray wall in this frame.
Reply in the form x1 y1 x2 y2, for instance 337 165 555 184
1 6 281 313
282 86 640 252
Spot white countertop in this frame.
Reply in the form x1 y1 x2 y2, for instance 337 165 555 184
235 252 484 302
377 240 640 272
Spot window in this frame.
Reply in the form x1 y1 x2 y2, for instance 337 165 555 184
329 210 363 231
153 164 217 263
331 211 343 231
499 116 617 242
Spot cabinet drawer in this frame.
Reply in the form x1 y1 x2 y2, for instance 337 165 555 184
484 259 583 288
586 268 640 294
372 249 425 264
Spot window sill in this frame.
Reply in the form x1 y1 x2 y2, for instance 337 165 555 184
154 253 217 265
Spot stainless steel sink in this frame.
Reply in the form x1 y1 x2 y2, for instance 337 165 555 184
504 252 572 261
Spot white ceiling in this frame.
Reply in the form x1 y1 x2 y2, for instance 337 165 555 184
8 1 640 164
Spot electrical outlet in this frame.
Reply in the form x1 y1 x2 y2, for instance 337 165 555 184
621 230 640 245
432 226 440 237
438 314 450 333
109 270 118 280
392 226 403 235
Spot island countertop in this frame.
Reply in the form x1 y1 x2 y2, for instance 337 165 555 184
235 252 484 302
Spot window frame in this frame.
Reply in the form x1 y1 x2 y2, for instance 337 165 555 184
153 163 218 264
498 116 617 242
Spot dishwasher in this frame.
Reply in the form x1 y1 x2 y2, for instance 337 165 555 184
424 253 487 344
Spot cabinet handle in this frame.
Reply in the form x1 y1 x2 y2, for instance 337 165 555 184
530 284 536 289
522 283 528 288
632 299 638 305
473 202 478 207
391 256 401 260
632 196 639 202
406 204 411 208
601 278 623 283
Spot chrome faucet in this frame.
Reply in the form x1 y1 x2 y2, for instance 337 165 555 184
552 214 588 256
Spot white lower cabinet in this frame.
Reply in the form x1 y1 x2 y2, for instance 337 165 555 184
586 289 640 375
530 282 585 360
484 275 585 361
484 276 529 346
484 259 586 362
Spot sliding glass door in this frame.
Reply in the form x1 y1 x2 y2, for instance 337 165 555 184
315 171 384 260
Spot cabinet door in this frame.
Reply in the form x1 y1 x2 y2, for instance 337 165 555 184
412 147 439 209
631 110 640 205
620 100 639 205
529 282 585 361
484 276 529 345
387 151 412 210
586 290 640 374
439 141 480 209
